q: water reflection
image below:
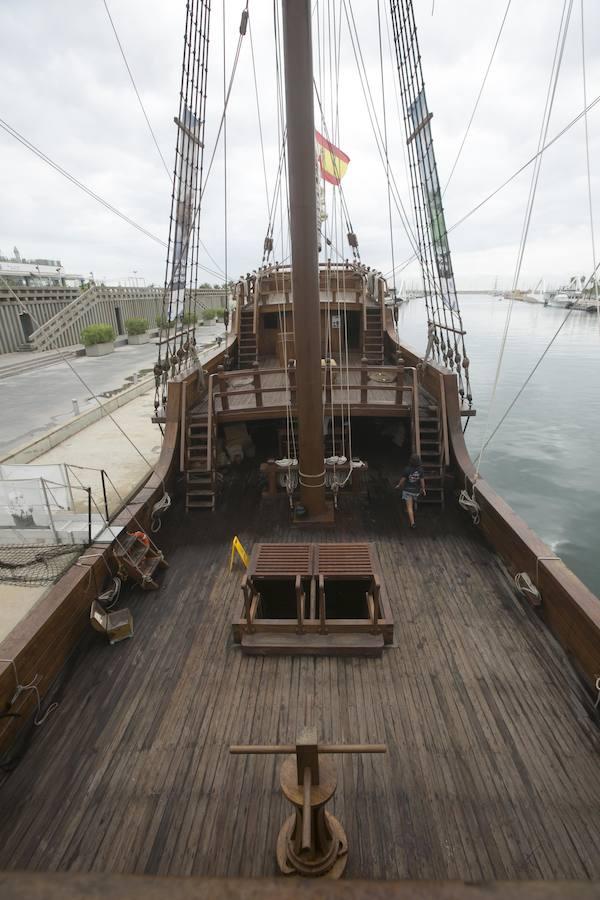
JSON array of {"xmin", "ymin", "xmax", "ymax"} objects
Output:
[{"xmin": 397, "ymin": 294, "xmax": 600, "ymax": 596}]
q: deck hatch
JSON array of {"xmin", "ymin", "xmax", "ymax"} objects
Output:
[{"xmin": 232, "ymin": 541, "xmax": 393, "ymax": 655}]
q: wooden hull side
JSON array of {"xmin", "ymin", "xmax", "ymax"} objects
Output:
[
  {"xmin": 385, "ymin": 315, "xmax": 600, "ymax": 692},
  {"xmin": 0, "ymin": 341, "xmax": 234, "ymax": 754},
  {"xmin": 0, "ymin": 871, "xmax": 598, "ymax": 899}
]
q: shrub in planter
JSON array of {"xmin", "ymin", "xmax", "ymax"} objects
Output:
[
  {"xmin": 81, "ymin": 324, "xmax": 116, "ymax": 357},
  {"xmin": 81, "ymin": 323, "xmax": 115, "ymax": 345},
  {"xmin": 182, "ymin": 311, "xmax": 198, "ymax": 325},
  {"xmin": 156, "ymin": 314, "xmax": 168, "ymax": 329},
  {"xmin": 125, "ymin": 317, "xmax": 148, "ymax": 335},
  {"xmin": 125, "ymin": 317, "xmax": 150, "ymax": 344},
  {"xmin": 202, "ymin": 307, "xmax": 220, "ymax": 323}
]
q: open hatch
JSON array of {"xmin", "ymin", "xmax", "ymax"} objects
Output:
[{"xmin": 232, "ymin": 542, "xmax": 393, "ymax": 656}]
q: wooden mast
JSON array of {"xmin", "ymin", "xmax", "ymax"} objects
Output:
[{"xmin": 281, "ymin": 0, "xmax": 327, "ymax": 520}]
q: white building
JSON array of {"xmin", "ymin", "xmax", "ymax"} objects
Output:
[{"xmin": 0, "ymin": 250, "xmax": 85, "ymax": 288}]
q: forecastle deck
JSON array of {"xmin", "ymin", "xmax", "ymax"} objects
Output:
[{"xmin": 0, "ymin": 469, "xmax": 598, "ymax": 880}]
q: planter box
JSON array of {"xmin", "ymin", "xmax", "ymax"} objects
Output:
[
  {"xmin": 128, "ymin": 333, "xmax": 150, "ymax": 345},
  {"xmin": 85, "ymin": 341, "xmax": 114, "ymax": 357}
]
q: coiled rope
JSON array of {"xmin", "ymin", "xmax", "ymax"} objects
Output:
[
  {"xmin": 0, "ymin": 659, "xmax": 58, "ymax": 727},
  {"xmin": 151, "ymin": 492, "xmax": 172, "ymax": 533}
]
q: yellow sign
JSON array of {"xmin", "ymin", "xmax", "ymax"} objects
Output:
[{"xmin": 229, "ymin": 536, "xmax": 249, "ymax": 572}]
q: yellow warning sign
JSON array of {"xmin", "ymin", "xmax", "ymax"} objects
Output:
[{"xmin": 229, "ymin": 536, "xmax": 249, "ymax": 572}]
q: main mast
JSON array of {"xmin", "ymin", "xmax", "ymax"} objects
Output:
[{"xmin": 281, "ymin": 0, "xmax": 327, "ymax": 520}]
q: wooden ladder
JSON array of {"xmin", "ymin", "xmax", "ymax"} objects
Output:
[
  {"xmin": 185, "ymin": 413, "xmax": 216, "ymax": 511},
  {"xmin": 238, "ymin": 306, "xmax": 257, "ymax": 369},
  {"xmin": 418, "ymin": 405, "xmax": 445, "ymax": 508},
  {"xmin": 363, "ymin": 307, "xmax": 384, "ymax": 365}
]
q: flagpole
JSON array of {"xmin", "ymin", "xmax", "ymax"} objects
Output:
[{"xmin": 281, "ymin": 0, "xmax": 328, "ymax": 521}]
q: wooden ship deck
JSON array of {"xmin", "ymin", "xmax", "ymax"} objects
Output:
[
  {"xmin": 2, "ymin": 1, "xmax": 600, "ymax": 895},
  {"xmin": 0, "ymin": 470, "xmax": 598, "ymax": 881}
]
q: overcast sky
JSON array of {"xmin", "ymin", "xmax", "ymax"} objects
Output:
[{"xmin": 1, "ymin": 0, "xmax": 599, "ymax": 290}]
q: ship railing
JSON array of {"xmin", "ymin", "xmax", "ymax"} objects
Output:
[{"xmin": 210, "ymin": 359, "xmax": 416, "ymax": 416}]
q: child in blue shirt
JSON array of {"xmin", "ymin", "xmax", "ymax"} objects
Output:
[{"xmin": 395, "ymin": 453, "xmax": 426, "ymax": 528}]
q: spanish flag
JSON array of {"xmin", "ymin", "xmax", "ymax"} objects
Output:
[{"xmin": 315, "ymin": 130, "xmax": 350, "ymax": 186}]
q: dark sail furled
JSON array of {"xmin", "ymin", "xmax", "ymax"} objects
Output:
[{"xmin": 389, "ymin": 0, "xmax": 472, "ymax": 405}]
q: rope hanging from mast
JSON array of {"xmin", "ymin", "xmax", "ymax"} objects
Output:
[{"xmin": 389, "ymin": 0, "xmax": 472, "ymax": 406}]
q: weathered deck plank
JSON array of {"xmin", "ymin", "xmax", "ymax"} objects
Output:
[{"xmin": 0, "ymin": 468, "xmax": 598, "ymax": 881}]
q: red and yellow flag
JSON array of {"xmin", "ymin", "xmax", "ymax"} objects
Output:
[{"xmin": 315, "ymin": 130, "xmax": 350, "ymax": 185}]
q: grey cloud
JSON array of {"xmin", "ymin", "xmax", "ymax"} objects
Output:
[{"xmin": 1, "ymin": 0, "xmax": 599, "ymax": 290}]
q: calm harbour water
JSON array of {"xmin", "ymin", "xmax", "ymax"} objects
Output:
[{"xmin": 397, "ymin": 294, "xmax": 600, "ymax": 597}]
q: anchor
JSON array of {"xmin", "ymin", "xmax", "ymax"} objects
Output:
[{"xmin": 230, "ymin": 726, "xmax": 386, "ymax": 878}]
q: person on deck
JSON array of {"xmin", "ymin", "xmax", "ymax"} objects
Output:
[
  {"xmin": 223, "ymin": 305, "xmax": 230, "ymax": 332},
  {"xmin": 395, "ymin": 453, "xmax": 426, "ymax": 528}
]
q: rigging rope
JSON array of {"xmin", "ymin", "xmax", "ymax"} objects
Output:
[
  {"xmin": 580, "ymin": 0, "xmax": 600, "ymax": 327},
  {"xmin": 223, "ymin": 0, "xmax": 229, "ymax": 322},
  {"xmin": 383, "ymin": 91, "xmax": 600, "ymax": 283},
  {"xmin": 473, "ymin": 258, "xmax": 600, "ymax": 467},
  {"xmin": 376, "ymin": 0, "xmax": 397, "ymax": 297},
  {"xmin": 0, "ymin": 117, "xmax": 167, "ymax": 249},
  {"xmin": 101, "ymin": 0, "xmax": 170, "ymax": 179},
  {"xmin": 341, "ymin": 0, "xmax": 421, "ymax": 264},
  {"xmin": 389, "ymin": 0, "xmax": 472, "ymax": 403},
  {"xmin": 249, "ymin": 17, "xmax": 271, "ymax": 221},
  {"xmin": 473, "ymin": 0, "xmax": 574, "ymax": 481},
  {"xmin": 443, "ymin": 0, "xmax": 513, "ymax": 196},
  {"xmin": 158, "ymin": 0, "xmax": 211, "ymax": 398},
  {"xmin": 0, "ymin": 275, "xmax": 163, "ymax": 481}
]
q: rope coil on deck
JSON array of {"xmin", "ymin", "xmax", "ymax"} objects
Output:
[
  {"xmin": 151, "ymin": 492, "xmax": 172, "ymax": 533},
  {"xmin": 514, "ymin": 572, "xmax": 541, "ymax": 606},
  {"xmin": 458, "ymin": 480, "xmax": 481, "ymax": 525},
  {"xmin": 0, "ymin": 658, "xmax": 58, "ymax": 727},
  {"xmin": 513, "ymin": 556, "xmax": 560, "ymax": 607}
]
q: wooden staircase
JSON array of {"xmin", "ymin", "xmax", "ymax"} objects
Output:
[
  {"xmin": 238, "ymin": 306, "xmax": 257, "ymax": 369},
  {"xmin": 418, "ymin": 405, "xmax": 445, "ymax": 508},
  {"xmin": 363, "ymin": 307, "xmax": 384, "ymax": 365},
  {"xmin": 29, "ymin": 284, "xmax": 99, "ymax": 350},
  {"xmin": 185, "ymin": 413, "xmax": 216, "ymax": 510}
]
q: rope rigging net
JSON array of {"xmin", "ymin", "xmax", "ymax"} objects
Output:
[
  {"xmin": 389, "ymin": 0, "xmax": 473, "ymax": 407},
  {"xmin": 155, "ymin": 0, "xmax": 212, "ymax": 414}
]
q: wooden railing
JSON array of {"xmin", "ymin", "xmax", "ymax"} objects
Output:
[
  {"xmin": 179, "ymin": 380, "xmax": 187, "ymax": 473},
  {"xmin": 439, "ymin": 372, "xmax": 450, "ymax": 467},
  {"xmin": 206, "ymin": 373, "xmax": 215, "ymax": 473},
  {"xmin": 211, "ymin": 360, "xmax": 415, "ymax": 416},
  {"xmin": 411, "ymin": 367, "xmax": 421, "ymax": 457}
]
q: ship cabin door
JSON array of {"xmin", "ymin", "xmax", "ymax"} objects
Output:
[{"xmin": 328, "ymin": 310, "xmax": 360, "ymax": 354}]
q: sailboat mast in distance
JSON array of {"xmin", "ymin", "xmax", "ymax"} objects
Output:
[{"xmin": 281, "ymin": 0, "xmax": 327, "ymax": 519}]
